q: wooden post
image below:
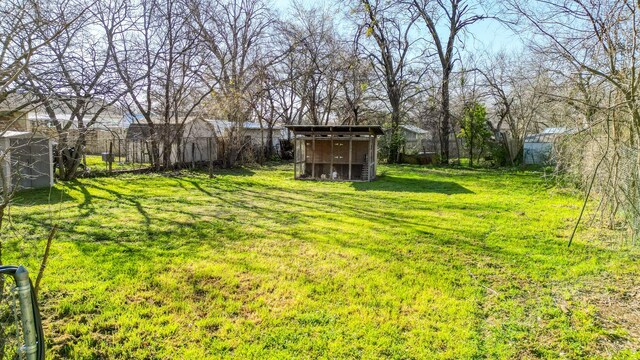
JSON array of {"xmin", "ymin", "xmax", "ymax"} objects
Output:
[
  {"xmin": 108, "ymin": 141, "xmax": 113, "ymax": 173},
  {"xmin": 294, "ymin": 138, "xmax": 298, "ymax": 179},
  {"xmin": 191, "ymin": 142, "xmax": 196, "ymax": 169},
  {"xmin": 368, "ymin": 136, "xmax": 372, "ymax": 182},
  {"xmin": 208, "ymin": 137, "xmax": 214, "ymax": 178},
  {"xmin": 312, "ymin": 135, "xmax": 316, "ymax": 179},
  {"xmin": 330, "ymin": 137, "xmax": 334, "ymax": 180},
  {"xmin": 348, "ymin": 136, "xmax": 352, "ymax": 180},
  {"xmin": 373, "ymin": 136, "xmax": 377, "ymax": 179}
]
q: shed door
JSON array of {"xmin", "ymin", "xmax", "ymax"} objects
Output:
[{"xmin": 10, "ymin": 138, "xmax": 51, "ymax": 189}]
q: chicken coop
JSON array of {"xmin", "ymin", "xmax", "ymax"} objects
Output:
[{"xmin": 286, "ymin": 125, "xmax": 383, "ymax": 182}]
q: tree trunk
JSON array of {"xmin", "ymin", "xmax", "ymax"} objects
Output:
[
  {"xmin": 388, "ymin": 103, "xmax": 401, "ymax": 164},
  {"xmin": 387, "ymin": 86, "xmax": 402, "ymax": 163},
  {"xmin": 266, "ymin": 127, "xmax": 273, "ymax": 159},
  {"xmin": 469, "ymin": 136, "xmax": 474, "ymax": 167},
  {"xmin": 440, "ymin": 70, "xmax": 451, "ymax": 164}
]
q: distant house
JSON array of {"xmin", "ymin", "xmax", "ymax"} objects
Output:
[
  {"xmin": 286, "ymin": 125, "xmax": 383, "ymax": 182},
  {"xmin": 1, "ymin": 95, "xmax": 128, "ymax": 158},
  {"xmin": 0, "ymin": 93, "xmax": 37, "ymax": 133},
  {"xmin": 399, "ymin": 124, "xmax": 431, "ymax": 153},
  {"xmin": 180, "ymin": 119, "xmax": 218, "ymax": 164},
  {"xmin": 523, "ymin": 128, "xmax": 576, "ymax": 165},
  {"xmin": 27, "ymin": 106, "xmax": 127, "ymax": 154},
  {"xmin": 0, "ymin": 131, "xmax": 54, "ymax": 190}
]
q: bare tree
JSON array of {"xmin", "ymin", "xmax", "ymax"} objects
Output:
[
  {"xmin": 109, "ymin": 0, "xmax": 213, "ymax": 170},
  {"xmin": 509, "ymin": 0, "xmax": 640, "ymax": 241},
  {"xmin": 253, "ymin": 66, "xmax": 280, "ymax": 160},
  {"xmin": 269, "ymin": 41, "xmax": 305, "ymax": 132},
  {"xmin": 336, "ymin": 42, "xmax": 374, "ymax": 125},
  {"xmin": 0, "ymin": 0, "xmax": 72, "ymax": 262},
  {"xmin": 21, "ymin": 0, "xmax": 123, "ymax": 180},
  {"xmin": 409, "ymin": 0, "xmax": 488, "ymax": 164},
  {"xmin": 191, "ymin": 0, "xmax": 275, "ymax": 120},
  {"xmin": 351, "ymin": 0, "xmax": 421, "ymax": 163},
  {"xmin": 477, "ymin": 51, "xmax": 554, "ymax": 164},
  {"xmin": 281, "ymin": 3, "xmax": 346, "ymax": 125},
  {"xmin": 0, "ymin": 0, "xmax": 74, "ymax": 354},
  {"xmin": 190, "ymin": 0, "xmax": 276, "ymax": 166}
]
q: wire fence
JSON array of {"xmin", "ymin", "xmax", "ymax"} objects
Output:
[
  {"xmin": 74, "ymin": 133, "xmax": 290, "ymax": 173},
  {"xmin": 553, "ymin": 129, "xmax": 640, "ymax": 241},
  {"xmin": 611, "ymin": 145, "xmax": 640, "ymax": 237},
  {"xmin": 0, "ymin": 275, "xmax": 23, "ymax": 359}
]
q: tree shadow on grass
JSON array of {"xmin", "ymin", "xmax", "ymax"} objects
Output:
[
  {"xmin": 214, "ymin": 167, "xmax": 256, "ymax": 177},
  {"xmin": 352, "ymin": 175, "xmax": 475, "ymax": 194},
  {"xmin": 11, "ymin": 184, "xmax": 77, "ymax": 207}
]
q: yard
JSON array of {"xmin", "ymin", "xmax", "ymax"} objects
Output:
[
  {"xmin": 3, "ymin": 164, "xmax": 640, "ymax": 358},
  {"xmin": 83, "ymin": 154, "xmax": 151, "ymax": 172}
]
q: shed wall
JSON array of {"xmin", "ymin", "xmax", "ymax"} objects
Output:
[{"xmin": 523, "ymin": 142, "xmax": 553, "ymax": 165}]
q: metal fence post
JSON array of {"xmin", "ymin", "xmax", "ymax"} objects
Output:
[{"xmin": 13, "ymin": 266, "xmax": 37, "ymax": 360}]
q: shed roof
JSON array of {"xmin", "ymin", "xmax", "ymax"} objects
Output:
[
  {"xmin": 125, "ymin": 123, "xmax": 181, "ymax": 140},
  {"xmin": 0, "ymin": 130, "xmax": 46, "ymax": 139},
  {"xmin": 400, "ymin": 124, "xmax": 429, "ymax": 134},
  {"xmin": 524, "ymin": 128, "xmax": 578, "ymax": 143},
  {"xmin": 542, "ymin": 127, "xmax": 574, "ymax": 135},
  {"xmin": 286, "ymin": 125, "xmax": 384, "ymax": 136},
  {"xmin": 524, "ymin": 133, "xmax": 557, "ymax": 143},
  {"xmin": 205, "ymin": 119, "xmax": 282, "ymax": 133},
  {"xmin": 28, "ymin": 111, "xmax": 126, "ymax": 129}
]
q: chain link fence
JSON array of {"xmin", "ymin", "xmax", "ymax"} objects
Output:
[
  {"xmin": 0, "ymin": 275, "xmax": 24, "ymax": 359},
  {"xmin": 554, "ymin": 127, "xmax": 640, "ymax": 241}
]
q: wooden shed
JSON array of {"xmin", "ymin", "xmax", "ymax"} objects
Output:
[{"xmin": 286, "ymin": 125, "xmax": 383, "ymax": 182}]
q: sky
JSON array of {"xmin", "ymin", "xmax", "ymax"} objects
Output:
[{"xmin": 271, "ymin": 0, "xmax": 524, "ymax": 56}]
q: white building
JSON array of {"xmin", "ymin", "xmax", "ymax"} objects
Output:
[
  {"xmin": 399, "ymin": 124, "xmax": 431, "ymax": 153},
  {"xmin": 181, "ymin": 119, "xmax": 284, "ymax": 163}
]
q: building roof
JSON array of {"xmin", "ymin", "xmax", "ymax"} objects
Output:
[
  {"xmin": 541, "ymin": 127, "xmax": 575, "ymax": 135},
  {"xmin": 204, "ymin": 119, "xmax": 282, "ymax": 132},
  {"xmin": 286, "ymin": 125, "xmax": 384, "ymax": 136},
  {"xmin": 125, "ymin": 123, "xmax": 181, "ymax": 140},
  {"xmin": 28, "ymin": 111, "xmax": 126, "ymax": 129},
  {"xmin": 0, "ymin": 130, "xmax": 46, "ymax": 139},
  {"xmin": 524, "ymin": 133, "xmax": 557, "ymax": 143},
  {"xmin": 524, "ymin": 127, "xmax": 577, "ymax": 143},
  {"xmin": 400, "ymin": 124, "xmax": 429, "ymax": 134}
]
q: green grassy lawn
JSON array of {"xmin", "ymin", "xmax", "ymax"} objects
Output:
[
  {"xmin": 3, "ymin": 164, "xmax": 640, "ymax": 359},
  {"xmin": 83, "ymin": 154, "xmax": 150, "ymax": 172}
]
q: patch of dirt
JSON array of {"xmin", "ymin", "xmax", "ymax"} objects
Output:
[{"xmin": 576, "ymin": 274, "xmax": 640, "ymax": 355}]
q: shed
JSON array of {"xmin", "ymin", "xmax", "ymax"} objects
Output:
[
  {"xmin": 0, "ymin": 131, "xmax": 54, "ymax": 191},
  {"xmin": 181, "ymin": 119, "xmax": 285, "ymax": 163},
  {"xmin": 399, "ymin": 124, "xmax": 430, "ymax": 153},
  {"xmin": 181, "ymin": 119, "xmax": 217, "ymax": 164},
  {"xmin": 523, "ymin": 127, "xmax": 576, "ymax": 165},
  {"xmin": 286, "ymin": 125, "xmax": 383, "ymax": 182},
  {"xmin": 124, "ymin": 123, "xmax": 182, "ymax": 165},
  {"xmin": 203, "ymin": 119, "xmax": 284, "ymax": 149}
]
